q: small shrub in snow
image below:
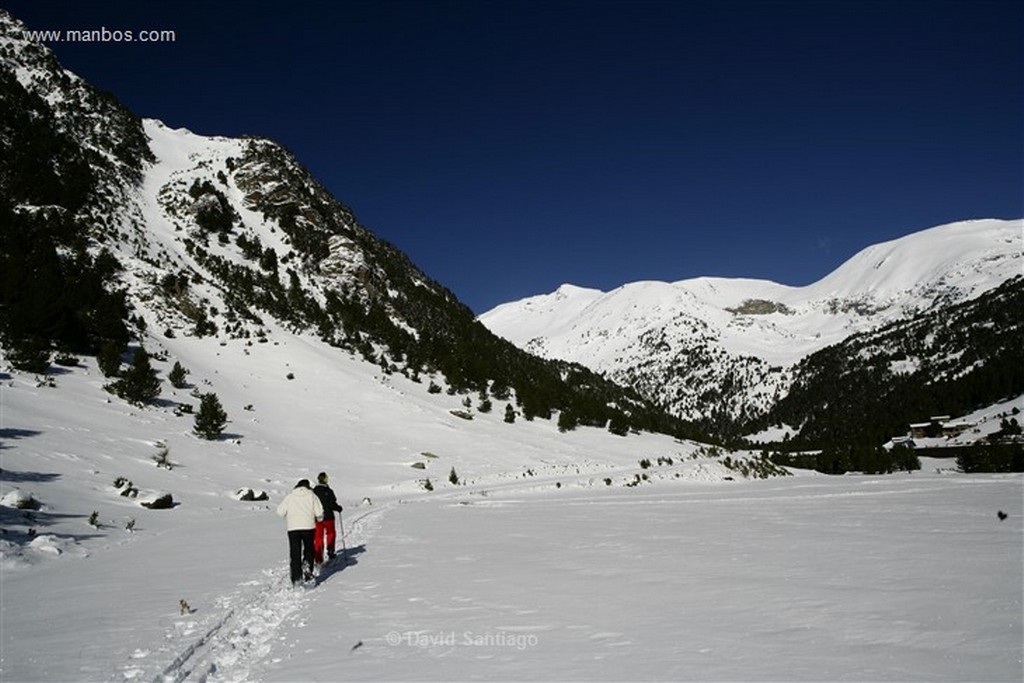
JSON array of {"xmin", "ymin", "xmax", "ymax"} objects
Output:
[
  {"xmin": 114, "ymin": 477, "xmax": 138, "ymax": 497},
  {"xmin": 6, "ymin": 342, "xmax": 50, "ymax": 373},
  {"xmin": 139, "ymin": 492, "xmax": 174, "ymax": 510},
  {"xmin": 448, "ymin": 467, "xmax": 459, "ymax": 485},
  {"xmin": 234, "ymin": 488, "xmax": 268, "ymax": 501},
  {"xmin": 1, "ymin": 488, "xmax": 41, "ymax": 510},
  {"xmin": 410, "ymin": 462, "xmax": 426, "ymax": 470},
  {"xmin": 422, "ymin": 478, "xmax": 434, "ymax": 492},
  {"xmin": 624, "ymin": 473, "xmax": 645, "ymax": 488},
  {"xmin": 87, "ymin": 511, "xmax": 100, "ymax": 527},
  {"xmin": 722, "ymin": 454, "xmax": 793, "ymax": 479},
  {"xmin": 53, "ymin": 352, "xmax": 78, "ymax": 367},
  {"xmin": 152, "ymin": 441, "xmax": 173, "ymax": 469}
]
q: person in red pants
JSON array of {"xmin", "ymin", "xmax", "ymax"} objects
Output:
[{"xmin": 312, "ymin": 471, "xmax": 343, "ymax": 564}]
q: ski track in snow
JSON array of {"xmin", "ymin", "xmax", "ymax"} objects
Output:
[{"xmin": 118, "ymin": 503, "xmax": 389, "ymax": 683}]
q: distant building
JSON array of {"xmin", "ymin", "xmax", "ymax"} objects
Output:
[
  {"xmin": 942, "ymin": 421, "xmax": 971, "ymax": 438},
  {"xmin": 909, "ymin": 422, "xmax": 933, "ymax": 439}
]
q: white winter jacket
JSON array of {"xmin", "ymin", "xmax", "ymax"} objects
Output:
[{"xmin": 276, "ymin": 485, "xmax": 324, "ymax": 530}]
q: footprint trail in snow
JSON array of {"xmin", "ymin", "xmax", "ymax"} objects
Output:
[{"xmin": 118, "ymin": 504, "xmax": 384, "ymax": 682}]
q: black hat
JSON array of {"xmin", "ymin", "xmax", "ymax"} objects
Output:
[{"xmin": 296, "ymin": 479, "xmax": 311, "ymax": 489}]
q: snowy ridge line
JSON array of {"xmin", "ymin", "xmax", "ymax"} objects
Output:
[{"xmin": 478, "ymin": 219, "xmax": 1022, "ymax": 421}]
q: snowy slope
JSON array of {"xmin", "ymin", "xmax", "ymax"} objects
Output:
[
  {"xmin": 2, "ymin": 341, "xmax": 1021, "ymax": 681},
  {"xmin": 480, "ymin": 219, "xmax": 1023, "ymax": 419},
  {"xmin": 0, "ymin": 323, "xmax": 755, "ymax": 681}
]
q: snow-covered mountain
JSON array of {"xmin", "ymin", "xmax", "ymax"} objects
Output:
[
  {"xmin": 0, "ymin": 9, "xmax": 683, "ymax": 441},
  {"xmin": 480, "ymin": 219, "xmax": 1023, "ymax": 429}
]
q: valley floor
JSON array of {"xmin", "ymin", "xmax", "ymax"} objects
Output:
[{"xmin": 5, "ymin": 466, "xmax": 1020, "ymax": 682}]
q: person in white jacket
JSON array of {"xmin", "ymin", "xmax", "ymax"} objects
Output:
[{"xmin": 276, "ymin": 479, "xmax": 324, "ymax": 584}]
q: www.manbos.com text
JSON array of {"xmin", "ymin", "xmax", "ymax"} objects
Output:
[{"xmin": 22, "ymin": 27, "xmax": 177, "ymax": 44}]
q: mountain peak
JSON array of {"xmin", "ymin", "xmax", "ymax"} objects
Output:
[{"xmin": 480, "ymin": 218, "xmax": 1023, "ymax": 426}]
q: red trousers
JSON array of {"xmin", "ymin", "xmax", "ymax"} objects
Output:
[{"xmin": 313, "ymin": 518, "xmax": 336, "ymax": 564}]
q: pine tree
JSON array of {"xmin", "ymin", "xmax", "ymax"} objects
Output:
[
  {"xmin": 108, "ymin": 347, "xmax": 160, "ymax": 405},
  {"xmin": 608, "ymin": 415, "xmax": 629, "ymax": 436},
  {"xmin": 193, "ymin": 392, "xmax": 228, "ymax": 440},
  {"xmin": 97, "ymin": 340, "xmax": 122, "ymax": 377},
  {"xmin": 4, "ymin": 336, "xmax": 50, "ymax": 373},
  {"xmin": 168, "ymin": 361, "xmax": 189, "ymax": 388},
  {"xmin": 504, "ymin": 403, "xmax": 516, "ymax": 424}
]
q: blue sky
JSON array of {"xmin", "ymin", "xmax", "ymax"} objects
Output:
[{"xmin": 7, "ymin": 1, "xmax": 1022, "ymax": 313}]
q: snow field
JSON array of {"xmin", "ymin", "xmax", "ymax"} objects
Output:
[
  {"xmin": 256, "ymin": 474, "xmax": 1022, "ymax": 682},
  {"xmin": 1, "ymin": 321, "xmax": 1021, "ymax": 681}
]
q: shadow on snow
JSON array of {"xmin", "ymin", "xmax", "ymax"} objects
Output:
[
  {"xmin": 0, "ymin": 428, "xmax": 43, "ymax": 449},
  {"xmin": 0, "ymin": 466, "xmax": 59, "ymax": 482},
  {"xmin": 0, "ymin": 505, "xmax": 104, "ymax": 544},
  {"xmin": 315, "ymin": 543, "xmax": 366, "ymax": 586}
]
